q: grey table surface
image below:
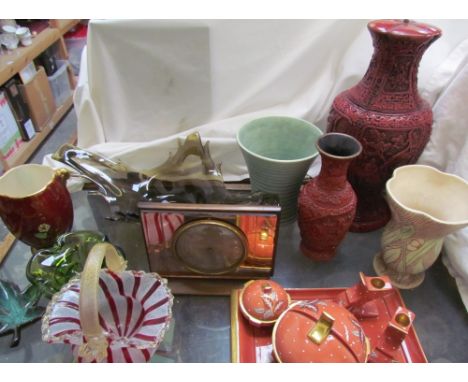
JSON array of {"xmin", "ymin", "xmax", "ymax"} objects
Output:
[{"xmin": 0, "ymin": 190, "xmax": 467, "ymax": 363}]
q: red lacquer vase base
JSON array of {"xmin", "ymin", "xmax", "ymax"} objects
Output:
[
  {"xmin": 349, "ymin": 200, "xmax": 390, "ymax": 233},
  {"xmin": 300, "ymin": 243, "xmax": 336, "ymax": 262}
]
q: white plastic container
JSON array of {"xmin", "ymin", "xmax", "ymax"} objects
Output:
[
  {"xmin": 47, "ymin": 60, "xmax": 72, "ymax": 107},
  {"xmin": 65, "ymin": 37, "xmax": 87, "ymax": 75}
]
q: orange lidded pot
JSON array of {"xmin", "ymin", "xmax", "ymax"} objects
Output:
[
  {"xmin": 239, "ymin": 280, "xmax": 291, "ymax": 327},
  {"xmin": 272, "ymin": 300, "xmax": 369, "ymax": 363}
]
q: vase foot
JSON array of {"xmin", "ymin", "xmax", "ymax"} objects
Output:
[
  {"xmin": 300, "ymin": 243, "xmax": 336, "ymax": 262},
  {"xmin": 373, "ymin": 253, "xmax": 425, "ymax": 289}
]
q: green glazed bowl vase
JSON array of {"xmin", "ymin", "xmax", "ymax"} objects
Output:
[{"xmin": 237, "ymin": 116, "xmax": 323, "ymax": 224}]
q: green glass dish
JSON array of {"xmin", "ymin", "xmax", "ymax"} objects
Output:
[{"xmin": 26, "ymin": 230, "xmax": 122, "ymax": 297}]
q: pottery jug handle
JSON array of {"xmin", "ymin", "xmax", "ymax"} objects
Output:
[{"xmin": 78, "ymin": 243, "xmax": 127, "ymax": 361}]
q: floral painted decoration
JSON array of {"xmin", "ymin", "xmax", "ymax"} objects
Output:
[{"xmin": 240, "ymin": 280, "xmax": 290, "ymax": 327}]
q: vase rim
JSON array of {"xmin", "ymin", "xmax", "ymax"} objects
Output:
[
  {"xmin": 368, "ymin": 19, "xmax": 442, "ymax": 40},
  {"xmin": 386, "ymin": 165, "xmax": 468, "ymax": 226},
  {"xmin": 237, "ymin": 115, "xmax": 323, "ymax": 164},
  {"xmin": 316, "ymin": 133, "xmax": 362, "ymax": 160}
]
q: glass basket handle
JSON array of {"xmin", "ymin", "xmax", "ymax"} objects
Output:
[{"xmin": 78, "ymin": 243, "xmax": 127, "ymax": 361}]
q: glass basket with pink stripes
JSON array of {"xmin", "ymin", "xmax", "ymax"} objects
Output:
[{"xmin": 41, "ymin": 242, "xmax": 173, "ymax": 362}]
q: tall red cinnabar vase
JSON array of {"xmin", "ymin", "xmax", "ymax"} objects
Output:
[
  {"xmin": 298, "ymin": 133, "xmax": 362, "ymax": 261},
  {"xmin": 327, "ymin": 19, "xmax": 442, "ymax": 232}
]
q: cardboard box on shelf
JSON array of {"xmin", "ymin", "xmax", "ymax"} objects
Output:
[
  {"xmin": 3, "ymin": 78, "xmax": 36, "ymax": 141},
  {"xmin": 19, "ymin": 66, "xmax": 56, "ymax": 131},
  {"xmin": 0, "ymin": 91, "xmax": 22, "ymax": 161}
]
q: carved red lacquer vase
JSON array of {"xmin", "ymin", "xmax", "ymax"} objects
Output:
[
  {"xmin": 327, "ymin": 19, "xmax": 442, "ymax": 232},
  {"xmin": 298, "ymin": 133, "xmax": 362, "ymax": 261}
]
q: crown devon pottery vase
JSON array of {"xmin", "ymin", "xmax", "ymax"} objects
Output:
[
  {"xmin": 374, "ymin": 165, "xmax": 468, "ymax": 289},
  {"xmin": 298, "ymin": 133, "xmax": 362, "ymax": 261},
  {"xmin": 327, "ymin": 19, "xmax": 442, "ymax": 233}
]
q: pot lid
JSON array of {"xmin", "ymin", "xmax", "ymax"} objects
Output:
[
  {"xmin": 368, "ymin": 19, "xmax": 442, "ymax": 39},
  {"xmin": 239, "ymin": 280, "xmax": 290, "ymax": 326},
  {"xmin": 272, "ymin": 300, "xmax": 369, "ymax": 363}
]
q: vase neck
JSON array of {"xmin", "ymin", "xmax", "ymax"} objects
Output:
[
  {"xmin": 348, "ymin": 32, "xmax": 437, "ymax": 113},
  {"xmin": 316, "ymin": 154, "xmax": 352, "ymax": 190}
]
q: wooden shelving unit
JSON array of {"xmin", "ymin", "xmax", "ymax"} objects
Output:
[
  {"xmin": 0, "ymin": 233, "xmax": 15, "ymax": 264},
  {"xmin": 0, "ymin": 28, "xmax": 61, "ymax": 85},
  {"xmin": 48, "ymin": 19, "xmax": 80, "ymax": 36}
]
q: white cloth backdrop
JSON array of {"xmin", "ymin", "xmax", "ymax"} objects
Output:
[{"xmin": 45, "ymin": 19, "xmax": 468, "ymax": 309}]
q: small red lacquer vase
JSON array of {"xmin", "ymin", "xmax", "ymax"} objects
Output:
[
  {"xmin": 298, "ymin": 133, "xmax": 362, "ymax": 261},
  {"xmin": 327, "ymin": 19, "xmax": 442, "ymax": 232}
]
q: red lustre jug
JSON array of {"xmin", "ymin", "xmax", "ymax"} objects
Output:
[
  {"xmin": 327, "ymin": 19, "xmax": 442, "ymax": 232},
  {"xmin": 298, "ymin": 133, "xmax": 362, "ymax": 261},
  {"xmin": 0, "ymin": 164, "xmax": 73, "ymax": 249}
]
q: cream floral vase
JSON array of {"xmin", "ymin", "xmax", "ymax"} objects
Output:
[{"xmin": 374, "ymin": 165, "xmax": 468, "ymax": 289}]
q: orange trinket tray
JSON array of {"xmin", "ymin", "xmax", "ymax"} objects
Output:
[{"xmin": 231, "ymin": 286, "xmax": 427, "ymax": 363}]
